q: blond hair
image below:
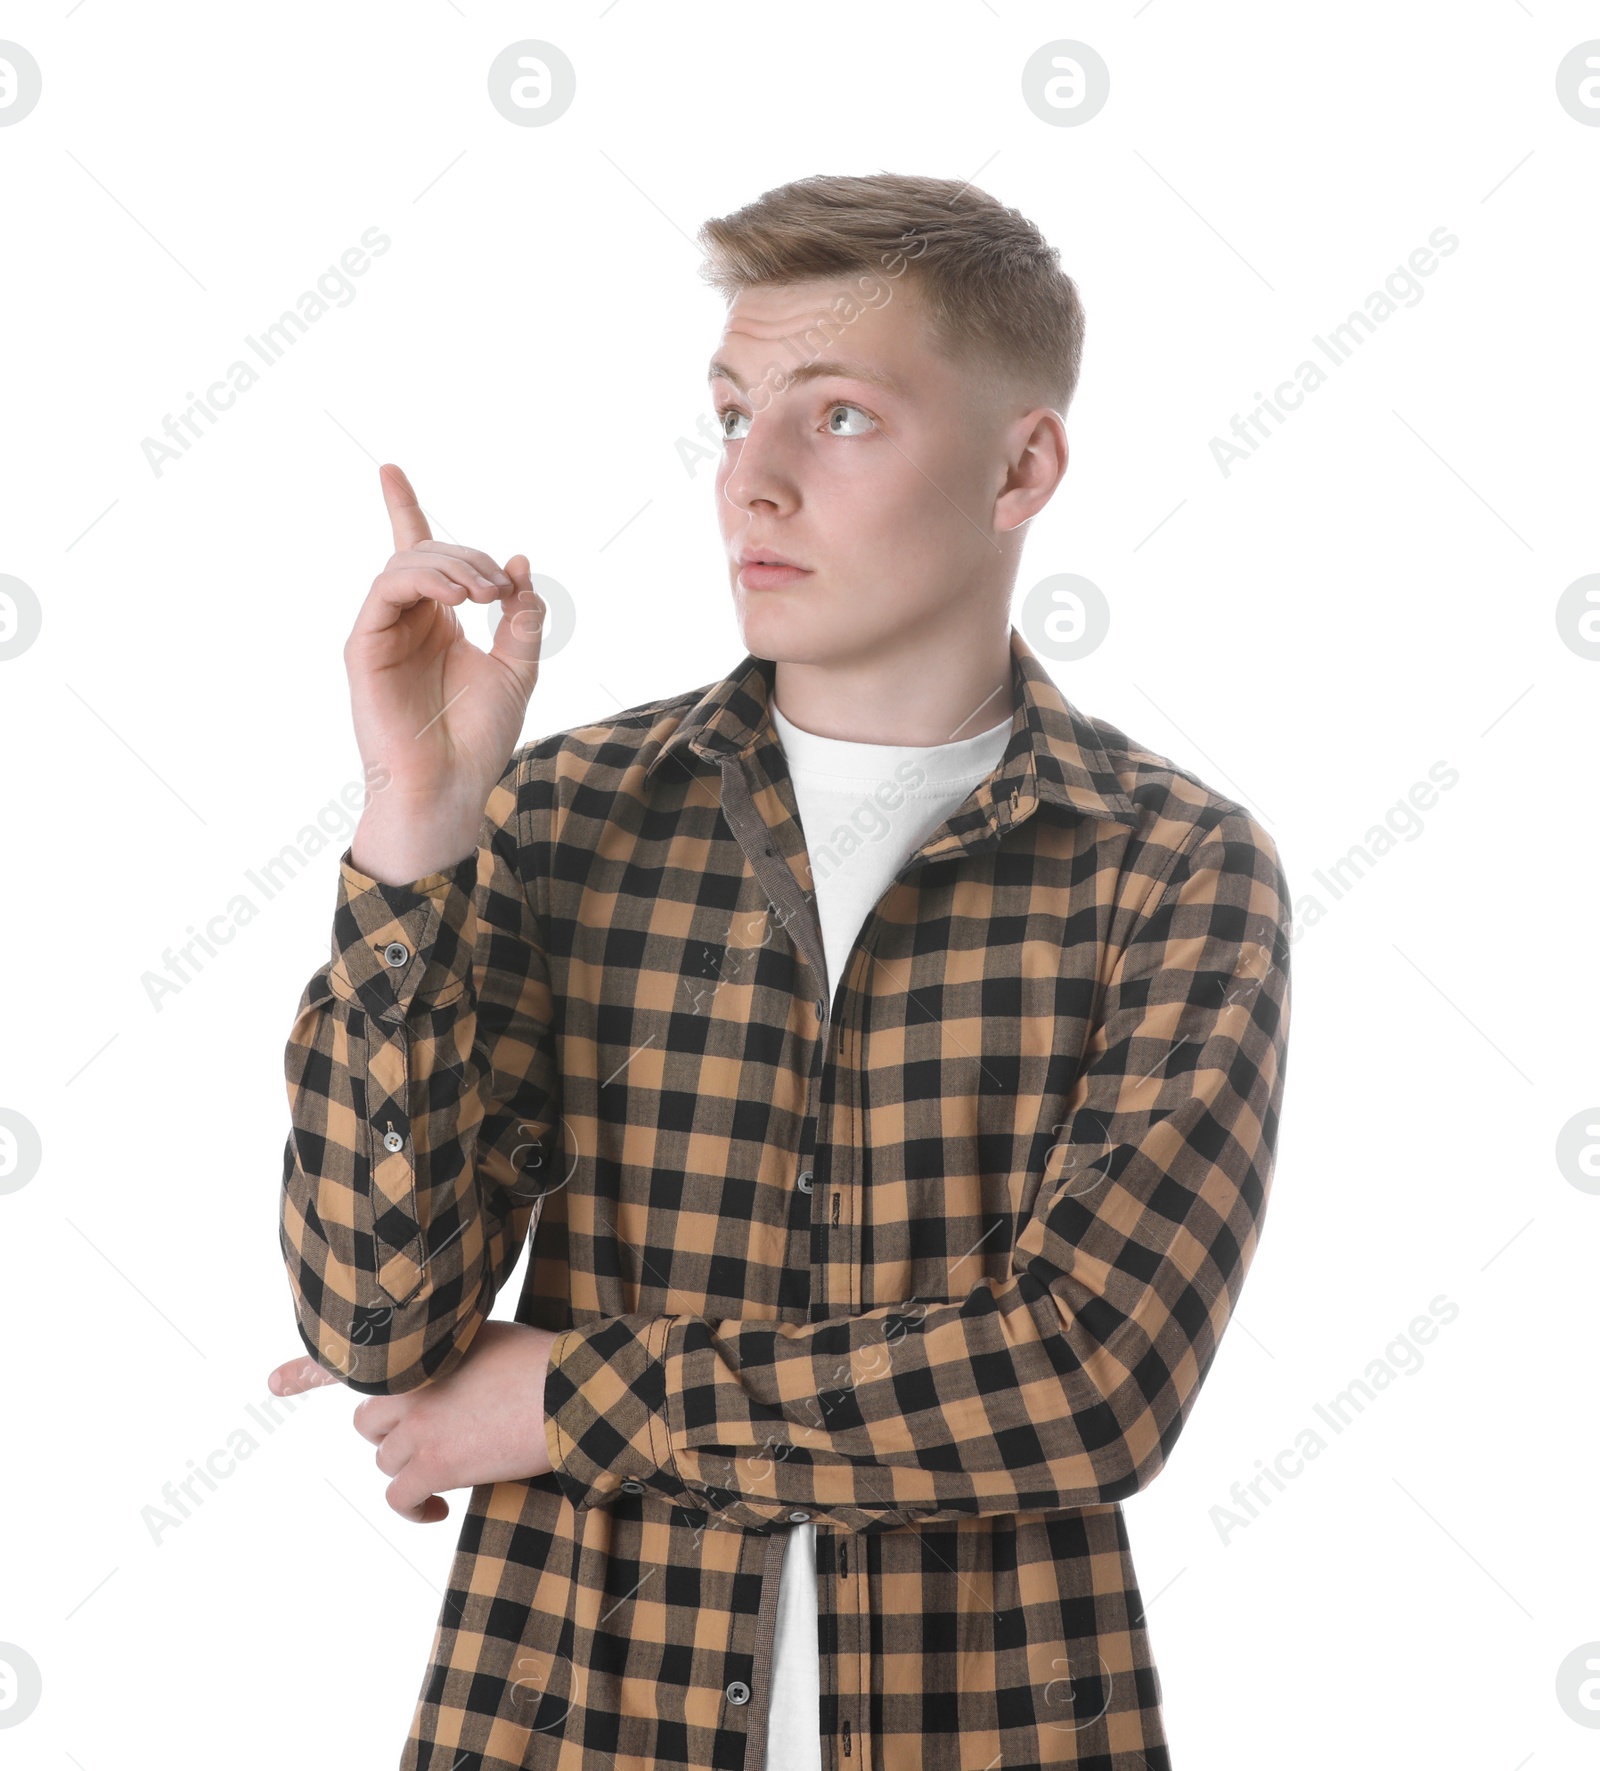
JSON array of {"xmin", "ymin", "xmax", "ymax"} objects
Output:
[{"xmin": 696, "ymin": 171, "xmax": 1085, "ymax": 415}]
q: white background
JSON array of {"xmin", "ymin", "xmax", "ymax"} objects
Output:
[{"xmin": 2, "ymin": 3, "xmax": 1596, "ymax": 1767}]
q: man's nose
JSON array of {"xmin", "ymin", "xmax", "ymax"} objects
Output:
[{"xmin": 721, "ymin": 415, "xmax": 798, "ymax": 513}]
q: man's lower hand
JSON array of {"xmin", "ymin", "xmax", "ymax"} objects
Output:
[{"xmin": 266, "ymin": 1320, "xmax": 559, "ymax": 1523}]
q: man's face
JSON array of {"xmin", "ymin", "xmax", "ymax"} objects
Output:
[{"xmin": 709, "ymin": 276, "xmax": 1054, "ymax": 666}]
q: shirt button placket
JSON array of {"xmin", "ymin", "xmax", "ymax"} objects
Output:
[{"xmin": 839, "ymin": 1529, "xmax": 869, "ymax": 1771}]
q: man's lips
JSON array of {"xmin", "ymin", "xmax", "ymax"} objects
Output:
[{"xmin": 737, "ymin": 551, "xmax": 811, "ymax": 588}]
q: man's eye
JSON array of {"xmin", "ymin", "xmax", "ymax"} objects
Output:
[
  {"xmin": 826, "ymin": 403, "xmax": 874, "ymax": 436},
  {"xmin": 720, "ymin": 408, "xmax": 751, "ymax": 441}
]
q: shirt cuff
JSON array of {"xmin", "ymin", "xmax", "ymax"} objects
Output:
[
  {"xmin": 327, "ymin": 844, "xmax": 480, "ymax": 1025},
  {"xmin": 544, "ymin": 1313, "xmax": 682, "ymax": 1510},
  {"xmin": 541, "ymin": 1315, "xmax": 930, "ymax": 1533}
]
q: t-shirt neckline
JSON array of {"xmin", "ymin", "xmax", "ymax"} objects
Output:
[{"xmin": 769, "ymin": 699, "xmax": 1014, "ymax": 787}]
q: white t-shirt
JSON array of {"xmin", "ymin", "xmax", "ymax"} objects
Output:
[{"xmin": 761, "ymin": 696, "xmax": 1014, "ymax": 1770}]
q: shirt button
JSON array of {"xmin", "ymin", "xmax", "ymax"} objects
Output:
[
  {"xmin": 382, "ymin": 941, "xmax": 410, "ymax": 968},
  {"xmin": 726, "ymin": 1681, "xmax": 750, "ymax": 1705},
  {"xmin": 787, "ymin": 1510, "xmax": 811, "ymax": 1523},
  {"xmin": 620, "ymin": 1479, "xmax": 645, "ymax": 1494},
  {"xmin": 815, "ymin": 997, "xmax": 826, "ymax": 1018},
  {"xmin": 797, "ymin": 1170, "xmax": 813, "ymax": 1194},
  {"xmin": 382, "ymin": 1129, "xmax": 405, "ymax": 1154}
]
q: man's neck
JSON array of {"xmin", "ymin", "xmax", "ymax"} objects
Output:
[{"xmin": 770, "ymin": 623, "xmax": 1016, "ymax": 748}]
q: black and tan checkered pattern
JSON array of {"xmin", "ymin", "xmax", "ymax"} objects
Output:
[{"xmin": 279, "ymin": 626, "xmax": 1292, "ymax": 1771}]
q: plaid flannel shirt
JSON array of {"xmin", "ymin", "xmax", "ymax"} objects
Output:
[{"xmin": 279, "ymin": 626, "xmax": 1292, "ymax": 1771}]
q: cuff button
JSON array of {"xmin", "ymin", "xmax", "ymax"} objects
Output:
[{"xmin": 382, "ymin": 942, "xmax": 410, "ymax": 968}]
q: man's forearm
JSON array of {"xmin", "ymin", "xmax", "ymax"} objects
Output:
[{"xmin": 280, "ymin": 752, "xmax": 562, "ymax": 1391}]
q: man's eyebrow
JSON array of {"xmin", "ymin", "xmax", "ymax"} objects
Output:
[{"xmin": 707, "ymin": 356, "xmax": 907, "ymax": 397}]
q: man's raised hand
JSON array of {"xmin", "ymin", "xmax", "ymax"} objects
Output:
[{"xmin": 345, "ymin": 463, "xmax": 546, "ymax": 883}]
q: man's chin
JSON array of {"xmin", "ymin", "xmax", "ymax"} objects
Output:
[{"xmin": 732, "ymin": 587, "xmax": 842, "ymax": 664}]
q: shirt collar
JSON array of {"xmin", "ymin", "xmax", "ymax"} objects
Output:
[{"xmin": 644, "ymin": 626, "xmax": 1141, "ymax": 829}]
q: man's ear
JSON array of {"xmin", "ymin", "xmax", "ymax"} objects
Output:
[{"xmin": 994, "ymin": 408, "xmax": 1068, "ymax": 533}]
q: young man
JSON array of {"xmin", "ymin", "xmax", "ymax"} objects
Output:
[{"xmin": 271, "ymin": 172, "xmax": 1292, "ymax": 1771}]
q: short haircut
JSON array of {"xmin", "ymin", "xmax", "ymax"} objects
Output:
[{"xmin": 696, "ymin": 171, "xmax": 1086, "ymax": 416}]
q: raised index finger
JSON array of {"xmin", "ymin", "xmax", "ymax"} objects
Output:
[{"xmin": 379, "ymin": 462, "xmax": 432, "ymax": 553}]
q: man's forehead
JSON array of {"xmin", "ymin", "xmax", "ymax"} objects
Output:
[
  {"xmin": 719, "ymin": 276, "xmax": 896, "ymax": 329},
  {"xmin": 708, "ymin": 279, "xmax": 923, "ymax": 391}
]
